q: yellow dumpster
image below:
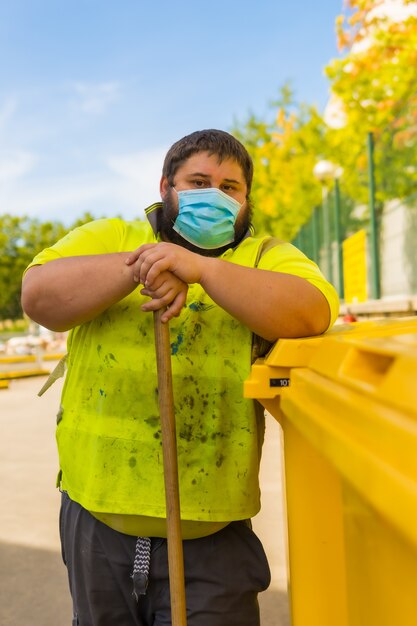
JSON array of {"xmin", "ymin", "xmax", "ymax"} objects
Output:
[{"xmin": 245, "ymin": 317, "xmax": 417, "ymax": 626}]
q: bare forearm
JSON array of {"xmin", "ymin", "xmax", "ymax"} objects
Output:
[
  {"xmin": 126, "ymin": 242, "xmax": 331, "ymax": 339},
  {"xmin": 199, "ymin": 257, "xmax": 330, "ymax": 341},
  {"xmin": 22, "ymin": 254, "xmax": 137, "ymax": 331}
]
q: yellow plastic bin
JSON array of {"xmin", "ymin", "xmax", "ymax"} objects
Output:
[{"xmin": 245, "ymin": 317, "xmax": 417, "ymax": 626}]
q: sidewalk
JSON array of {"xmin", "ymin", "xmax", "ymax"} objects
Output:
[{"xmin": 0, "ymin": 376, "xmax": 289, "ymax": 626}]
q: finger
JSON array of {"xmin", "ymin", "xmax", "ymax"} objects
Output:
[
  {"xmin": 125, "ymin": 253, "xmax": 139, "ymax": 266},
  {"xmin": 142, "ymin": 257, "xmax": 173, "ymax": 286},
  {"xmin": 125, "ymin": 243, "xmax": 158, "ymax": 266},
  {"xmin": 130, "ymin": 247, "xmax": 164, "ymax": 280},
  {"xmin": 140, "ymin": 273, "xmax": 166, "ymax": 293},
  {"xmin": 140, "ymin": 298, "xmax": 167, "ymax": 313},
  {"xmin": 140, "ymin": 286, "xmax": 176, "ymax": 312},
  {"xmin": 132, "ymin": 254, "xmax": 158, "ymax": 283},
  {"xmin": 140, "ymin": 283, "xmax": 169, "ymax": 298},
  {"xmin": 160, "ymin": 289, "xmax": 188, "ymax": 323},
  {"xmin": 137, "ymin": 254, "xmax": 157, "ymax": 285}
]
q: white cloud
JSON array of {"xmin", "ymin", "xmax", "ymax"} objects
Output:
[
  {"xmin": 0, "ymin": 174, "xmax": 130, "ymax": 223},
  {"xmin": 0, "ymin": 151, "xmax": 37, "ymax": 183},
  {"xmin": 71, "ymin": 81, "xmax": 121, "ymax": 115},
  {"xmin": 107, "ymin": 146, "xmax": 167, "ymax": 203},
  {"xmin": 0, "ymin": 147, "xmax": 167, "ymax": 224}
]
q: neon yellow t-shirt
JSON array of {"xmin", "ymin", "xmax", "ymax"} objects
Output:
[{"xmin": 27, "ymin": 213, "xmax": 339, "ymax": 536}]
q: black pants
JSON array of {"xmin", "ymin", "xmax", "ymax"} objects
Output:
[{"xmin": 59, "ymin": 492, "xmax": 271, "ymax": 626}]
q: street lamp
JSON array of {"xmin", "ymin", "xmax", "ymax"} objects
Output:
[
  {"xmin": 313, "ymin": 160, "xmax": 344, "ymax": 292},
  {"xmin": 313, "ymin": 160, "xmax": 343, "ymax": 183}
]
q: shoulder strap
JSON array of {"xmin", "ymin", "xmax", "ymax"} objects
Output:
[{"xmin": 253, "ymin": 236, "xmax": 284, "ymax": 267}]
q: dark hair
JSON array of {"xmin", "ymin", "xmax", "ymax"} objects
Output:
[{"xmin": 162, "ymin": 129, "xmax": 253, "ymax": 195}]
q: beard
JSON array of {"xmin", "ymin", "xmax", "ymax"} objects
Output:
[{"xmin": 158, "ymin": 188, "xmax": 254, "ymax": 258}]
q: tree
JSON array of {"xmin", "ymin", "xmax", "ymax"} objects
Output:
[
  {"xmin": 232, "ymin": 1, "xmax": 417, "ymax": 267},
  {"xmin": 233, "ymin": 86, "xmax": 326, "ymax": 240},
  {"xmin": 325, "ymin": 0, "xmax": 417, "ymax": 206},
  {"xmin": 0, "ymin": 212, "xmax": 99, "ymax": 320}
]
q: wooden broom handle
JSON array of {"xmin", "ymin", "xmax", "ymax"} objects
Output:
[{"xmin": 153, "ymin": 308, "xmax": 187, "ymax": 626}]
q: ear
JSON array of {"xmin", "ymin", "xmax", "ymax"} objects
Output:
[{"xmin": 160, "ymin": 176, "xmax": 170, "ymax": 200}]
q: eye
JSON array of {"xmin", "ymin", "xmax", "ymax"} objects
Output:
[
  {"xmin": 221, "ymin": 183, "xmax": 238, "ymax": 194},
  {"xmin": 193, "ymin": 179, "xmax": 208, "ymax": 188}
]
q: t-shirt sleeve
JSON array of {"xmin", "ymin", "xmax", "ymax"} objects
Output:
[
  {"xmin": 25, "ymin": 218, "xmax": 127, "ymax": 272},
  {"xmin": 257, "ymin": 241, "xmax": 340, "ymax": 329}
]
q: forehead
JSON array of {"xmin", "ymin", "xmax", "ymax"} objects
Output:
[{"xmin": 175, "ymin": 151, "xmax": 245, "ymax": 183}]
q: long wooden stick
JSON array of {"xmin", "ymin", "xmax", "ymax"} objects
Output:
[{"xmin": 153, "ymin": 308, "xmax": 187, "ymax": 626}]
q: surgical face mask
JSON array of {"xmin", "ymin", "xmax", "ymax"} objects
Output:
[{"xmin": 172, "ymin": 187, "xmax": 243, "ymax": 250}]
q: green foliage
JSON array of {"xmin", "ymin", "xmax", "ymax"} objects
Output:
[
  {"xmin": 233, "ymin": 86, "xmax": 326, "ymax": 240},
  {"xmin": 232, "ymin": 1, "xmax": 417, "ymax": 247},
  {"xmin": 0, "ymin": 212, "xmax": 96, "ymax": 320},
  {"xmin": 324, "ymin": 0, "xmax": 417, "ymax": 207}
]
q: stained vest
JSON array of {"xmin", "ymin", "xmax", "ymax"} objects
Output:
[{"xmin": 57, "ymin": 228, "xmax": 272, "ymax": 523}]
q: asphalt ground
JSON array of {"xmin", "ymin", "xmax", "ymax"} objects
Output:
[{"xmin": 0, "ymin": 376, "xmax": 290, "ymax": 626}]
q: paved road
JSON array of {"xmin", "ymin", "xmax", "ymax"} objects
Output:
[{"xmin": 0, "ymin": 376, "xmax": 289, "ymax": 626}]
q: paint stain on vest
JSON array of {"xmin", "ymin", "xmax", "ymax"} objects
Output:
[
  {"xmin": 143, "ymin": 415, "xmax": 162, "ymax": 441},
  {"xmin": 171, "ymin": 332, "xmax": 184, "ymax": 355},
  {"xmin": 223, "ymin": 359, "xmax": 238, "ymax": 373},
  {"xmin": 189, "ymin": 322, "xmax": 202, "ymax": 340},
  {"xmin": 179, "ymin": 423, "xmax": 193, "ymax": 442},
  {"xmin": 211, "ymin": 431, "xmax": 226, "ymax": 440},
  {"xmin": 216, "ymin": 454, "xmax": 225, "ymax": 468},
  {"xmin": 138, "ymin": 325, "xmax": 148, "ymax": 337},
  {"xmin": 183, "ymin": 395, "xmax": 194, "ymax": 409},
  {"xmin": 128, "ymin": 457, "xmax": 136, "ymax": 468},
  {"xmin": 188, "ymin": 301, "xmax": 214, "ymax": 312},
  {"xmin": 144, "ymin": 415, "xmax": 159, "ymax": 428},
  {"xmin": 96, "ymin": 311, "xmax": 111, "ymax": 329},
  {"xmin": 104, "ymin": 352, "xmax": 117, "ymax": 367}
]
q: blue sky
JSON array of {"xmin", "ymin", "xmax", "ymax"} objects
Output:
[{"xmin": 0, "ymin": 0, "xmax": 343, "ymax": 224}]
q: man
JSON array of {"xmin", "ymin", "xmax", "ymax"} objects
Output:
[{"xmin": 22, "ymin": 129, "xmax": 339, "ymax": 626}]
